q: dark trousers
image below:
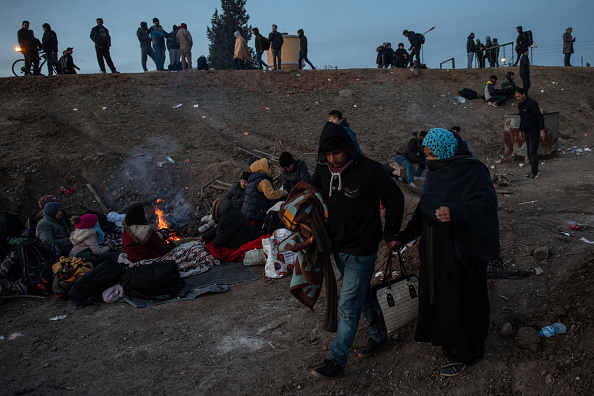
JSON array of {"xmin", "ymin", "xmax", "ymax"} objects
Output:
[
  {"xmin": 232, "ymin": 58, "xmax": 245, "ymax": 70},
  {"xmin": 47, "ymin": 52, "xmax": 64, "ymax": 75},
  {"xmin": 564, "ymin": 53, "xmax": 572, "ymax": 66},
  {"xmin": 298, "ymin": 52, "xmax": 315, "ymax": 69},
  {"xmin": 141, "ymin": 45, "xmax": 156, "ymax": 71},
  {"xmin": 524, "ymin": 132, "xmax": 540, "ymax": 175},
  {"xmin": 409, "ymin": 47, "xmax": 421, "ymax": 66},
  {"xmin": 95, "ymin": 46, "xmax": 116, "ymax": 72},
  {"xmin": 477, "ymin": 53, "xmax": 484, "ymax": 68},
  {"xmin": 23, "ymin": 50, "xmax": 40, "ymax": 75},
  {"xmin": 521, "ymin": 74, "xmax": 530, "ymax": 94},
  {"xmin": 271, "ymin": 48, "xmax": 281, "ymax": 69}
]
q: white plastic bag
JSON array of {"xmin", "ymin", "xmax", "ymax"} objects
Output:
[{"xmin": 262, "ymin": 228, "xmax": 296, "ymax": 278}]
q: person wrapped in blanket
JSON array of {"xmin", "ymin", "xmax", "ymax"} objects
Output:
[
  {"xmin": 202, "ymin": 197, "xmax": 267, "ymax": 262},
  {"xmin": 394, "ymin": 128, "xmax": 500, "ymax": 377},
  {"xmin": 121, "ymin": 204, "xmax": 219, "ymax": 278},
  {"xmin": 69, "ymin": 214, "xmax": 111, "ymax": 258}
]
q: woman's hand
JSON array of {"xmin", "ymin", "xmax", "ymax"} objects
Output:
[{"xmin": 435, "ymin": 206, "xmax": 451, "ymax": 222}]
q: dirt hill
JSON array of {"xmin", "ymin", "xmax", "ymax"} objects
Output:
[{"xmin": 0, "ymin": 67, "xmax": 593, "ymax": 395}]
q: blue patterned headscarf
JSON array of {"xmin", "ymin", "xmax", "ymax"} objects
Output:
[{"xmin": 423, "ymin": 128, "xmax": 459, "ymax": 160}]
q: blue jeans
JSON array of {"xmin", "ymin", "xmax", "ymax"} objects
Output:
[
  {"xmin": 564, "ymin": 53, "xmax": 571, "ymax": 66},
  {"xmin": 395, "ymin": 154, "xmax": 425, "ymax": 184},
  {"xmin": 467, "ymin": 52, "xmax": 474, "ymax": 68},
  {"xmin": 153, "ymin": 42, "xmax": 166, "ymax": 70},
  {"xmin": 256, "ymin": 51, "xmax": 268, "ymax": 69},
  {"xmin": 329, "ymin": 252, "xmax": 384, "ymax": 367}
]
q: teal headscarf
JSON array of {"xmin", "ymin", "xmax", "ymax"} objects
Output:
[{"xmin": 423, "ymin": 128, "xmax": 459, "ymax": 160}]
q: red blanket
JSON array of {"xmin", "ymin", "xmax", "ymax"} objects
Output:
[{"xmin": 206, "ymin": 235, "xmax": 269, "ymax": 262}]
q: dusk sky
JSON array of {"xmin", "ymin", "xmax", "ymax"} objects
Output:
[{"xmin": 1, "ymin": 0, "xmax": 593, "ymax": 77}]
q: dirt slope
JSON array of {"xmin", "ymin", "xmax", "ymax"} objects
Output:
[{"xmin": 0, "ymin": 67, "xmax": 593, "ymax": 395}]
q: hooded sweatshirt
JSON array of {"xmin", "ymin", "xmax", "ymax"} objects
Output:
[
  {"xmin": 137, "ymin": 22, "xmax": 152, "ymax": 47},
  {"xmin": 176, "ymin": 25, "xmax": 193, "ymax": 51},
  {"xmin": 311, "ymin": 122, "xmax": 404, "ymax": 256},
  {"xmin": 234, "ymin": 32, "xmax": 249, "ymax": 61},
  {"xmin": 36, "ymin": 202, "xmax": 71, "ymax": 249}
]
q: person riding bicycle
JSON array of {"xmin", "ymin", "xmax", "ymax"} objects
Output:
[{"xmin": 17, "ymin": 20, "xmax": 42, "ymax": 76}]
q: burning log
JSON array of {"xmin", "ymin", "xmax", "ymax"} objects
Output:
[{"xmin": 153, "ymin": 199, "xmax": 183, "ymax": 242}]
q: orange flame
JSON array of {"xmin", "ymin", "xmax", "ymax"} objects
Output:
[
  {"xmin": 154, "ymin": 199, "xmax": 169, "ymax": 229},
  {"xmin": 15, "ymin": 47, "xmax": 22, "ymax": 52}
]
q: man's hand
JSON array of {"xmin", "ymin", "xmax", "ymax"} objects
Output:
[
  {"xmin": 435, "ymin": 206, "xmax": 451, "ymax": 222},
  {"xmin": 386, "ymin": 239, "xmax": 402, "ymax": 251},
  {"xmin": 540, "ymin": 130, "xmax": 546, "ymax": 141}
]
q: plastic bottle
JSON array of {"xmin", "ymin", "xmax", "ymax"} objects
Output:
[
  {"xmin": 455, "ymin": 96, "xmax": 466, "ymax": 103},
  {"xmin": 538, "ymin": 323, "xmax": 567, "ymax": 338}
]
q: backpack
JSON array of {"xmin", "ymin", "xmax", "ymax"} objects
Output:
[
  {"xmin": 121, "ymin": 260, "xmax": 183, "ymax": 300},
  {"xmin": 59, "ymin": 55, "xmax": 67, "ymax": 70},
  {"xmin": 416, "ymin": 33, "xmax": 425, "ymax": 45},
  {"xmin": 168, "ymin": 61, "xmax": 183, "ymax": 71},
  {"xmin": 458, "ymin": 88, "xmax": 478, "ymax": 100},
  {"xmin": 525, "ymin": 30, "xmax": 534, "ymax": 47},
  {"xmin": 261, "ymin": 36, "xmax": 271, "ymax": 51},
  {"xmin": 9, "ymin": 237, "xmax": 58, "ymax": 294},
  {"xmin": 197, "ymin": 56, "xmax": 209, "ymax": 70},
  {"xmin": 69, "ymin": 258, "xmax": 126, "ymax": 307}
]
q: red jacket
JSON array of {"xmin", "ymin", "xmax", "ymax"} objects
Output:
[{"xmin": 122, "ymin": 225, "xmax": 174, "ymax": 262}]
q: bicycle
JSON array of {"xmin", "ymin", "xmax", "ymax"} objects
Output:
[{"xmin": 12, "ymin": 47, "xmax": 58, "ymax": 77}]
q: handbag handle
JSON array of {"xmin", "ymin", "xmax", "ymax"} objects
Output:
[{"xmin": 383, "ymin": 250, "xmax": 409, "ymax": 282}]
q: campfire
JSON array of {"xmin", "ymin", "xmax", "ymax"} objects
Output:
[{"xmin": 153, "ymin": 199, "xmax": 182, "ymax": 241}]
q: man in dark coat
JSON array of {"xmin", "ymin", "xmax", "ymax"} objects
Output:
[
  {"xmin": 224, "ymin": 171, "xmax": 250, "ymax": 209},
  {"xmin": 563, "ymin": 27, "xmax": 576, "ymax": 66},
  {"xmin": 395, "ymin": 43, "xmax": 409, "ymax": 68},
  {"xmin": 515, "ymin": 88, "xmax": 545, "ymax": 178},
  {"xmin": 60, "ymin": 47, "xmax": 80, "ymax": 74},
  {"xmin": 395, "ymin": 130, "xmax": 427, "ymax": 186},
  {"xmin": 297, "ymin": 29, "xmax": 316, "ymax": 70},
  {"xmin": 513, "ymin": 26, "xmax": 529, "ymax": 66},
  {"xmin": 17, "ymin": 21, "xmax": 41, "ymax": 76},
  {"xmin": 310, "ymin": 122, "xmax": 404, "ymax": 380},
  {"xmin": 201, "ymin": 198, "xmax": 261, "ymax": 250},
  {"xmin": 269, "ymin": 24, "xmax": 284, "ymax": 70},
  {"xmin": 403, "ymin": 29, "xmax": 421, "ymax": 67},
  {"xmin": 149, "ymin": 18, "xmax": 168, "ymax": 71},
  {"xmin": 279, "ymin": 152, "xmax": 311, "ymax": 193},
  {"xmin": 90, "ymin": 18, "xmax": 118, "ymax": 73},
  {"xmin": 466, "ymin": 33, "xmax": 475, "ymax": 68},
  {"xmin": 519, "ymin": 49, "xmax": 530, "ymax": 93},
  {"xmin": 137, "ymin": 22, "xmax": 156, "ymax": 72},
  {"xmin": 167, "ymin": 25, "xmax": 181, "ymax": 67},
  {"xmin": 41, "ymin": 23, "xmax": 63, "ymax": 75},
  {"xmin": 252, "ymin": 27, "xmax": 269, "ymax": 70}
]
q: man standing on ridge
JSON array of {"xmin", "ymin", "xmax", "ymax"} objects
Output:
[
  {"xmin": 252, "ymin": 27, "xmax": 269, "ymax": 70},
  {"xmin": 269, "ymin": 24, "xmax": 284, "ymax": 70},
  {"xmin": 90, "ymin": 18, "xmax": 118, "ymax": 73},
  {"xmin": 563, "ymin": 27, "xmax": 576, "ymax": 67},
  {"xmin": 168, "ymin": 25, "xmax": 181, "ymax": 67},
  {"xmin": 519, "ymin": 49, "xmax": 530, "ymax": 93},
  {"xmin": 403, "ymin": 29, "xmax": 422, "ymax": 67},
  {"xmin": 467, "ymin": 32, "xmax": 475, "ymax": 68},
  {"xmin": 149, "ymin": 18, "xmax": 168, "ymax": 71},
  {"xmin": 176, "ymin": 23, "xmax": 193, "ymax": 71},
  {"xmin": 41, "ymin": 23, "xmax": 63, "ymax": 75},
  {"xmin": 516, "ymin": 88, "xmax": 545, "ymax": 179},
  {"xmin": 137, "ymin": 22, "xmax": 156, "ymax": 72},
  {"xmin": 297, "ymin": 29, "xmax": 316, "ymax": 70},
  {"xmin": 513, "ymin": 26, "xmax": 528, "ymax": 66},
  {"xmin": 17, "ymin": 21, "xmax": 41, "ymax": 76}
]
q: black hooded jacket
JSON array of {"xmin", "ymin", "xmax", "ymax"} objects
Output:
[{"xmin": 311, "ymin": 122, "xmax": 404, "ymax": 256}]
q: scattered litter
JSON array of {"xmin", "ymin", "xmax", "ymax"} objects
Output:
[
  {"xmin": 61, "ymin": 188, "xmax": 73, "ymax": 195},
  {"xmin": 441, "ymin": 95, "xmax": 446, "ymax": 97},
  {"xmin": 540, "ymin": 90, "xmax": 544, "ymax": 93},
  {"xmin": 378, "ymin": 107, "xmax": 383, "ymax": 110},
  {"xmin": 585, "ymin": 134, "xmax": 588, "ymax": 137},
  {"xmin": 313, "ymin": 102, "xmax": 319, "ymax": 106},
  {"xmin": 534, "ymin": 267, "xmax": 544, "ymax": 276},
  {"xmin": 584, "ymin": 148, "xmax": 591, "ymax": 152},
  {"xmin": 157, "ymin": 161, "xmax": 167, "ymax": 168},
  {"xmin": 296, "ymin": 74, "xmax": 300, "ymax": 77},
  {"xmin": 519, "ymin": 163, "xmax": 525, "ymax": 167},
  {"xmin": 265, "ymin": 107, "xmax": 270, "ymax": 111},
  {"xmin": 499, "ymin": 295, "xmax": 509, "ymax": 301},
  {"xmin": 569, "ymin": 222, "xmax": 585, "ymax": 230},
  {"xmin": 561, "ymin": 232, "xmax": 570, "ymax": 237},
  {"xmin": 353, "ymin": 105, "xmax": 358, "ymax": 108},
  {"xmin": 50, "ymin": 315, "xmax": 68, "ymax": 321},
  {"xmin": 172, "ymin": 104, "xmax": 183, "ymax": 109},
  {"xmin": 355, "ymin": 78, "xmax": 360, "ymax": 81},
  {"xmin": 490, "ymin": 165, "xmax": 495, "ymax": 169},
  {"xmin": 193, "ymin": 104, "xmax": 199, "ymax": 108},
  {"xmin": 561, "ymin": 88, "xmax": 564, "ymax": 91},
  {"xmin": 519, "ymin": 200, "xmax": 538, "ymax": 205},
  {"xmin": 73, "ymin": 108, "xmax": 78, "ymax": 111},
  {"xmin": 455, "ymin": 96, "xmax": 466, "ymax": 103},
  {"xmin": 327, "ymin": 78, "xmax": 331, "ymax": 82},
  {"xmin": 410, "ymin": 68, "xmax": 414, "ymax": 71},
  {"xmin": 101, "ymin": 107, "xmax": 107, "ymax": 110},
  {"xmin": 243, "ymin": 132, "xmax": 249, "ymax": 136},
  {"xmin": 580, "ymin": 237, "xmax": 594, "ymax": 244},
  {"xmin": 166, "ymin": 156, "xmax": 175, "ymax": 163},
  {"xmin": 8, "ymin": 333, "xmax": 22, "ymax": 340},
  {"xmin": 201, "ymin": 116, "xmax": 206, "ymax": 119}
]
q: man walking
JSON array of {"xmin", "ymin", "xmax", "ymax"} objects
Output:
[
  {"xmin": 137, "ymin": 22, "xmax": 156, "ymax": 72},
  {"xmin": 168, "ymin": 25, "xmax": 181, "ymax": 67},
  {"xmin": 269, "ymin": 24, "xmax": 284, "ymax": 70},
  {"xmin": 513, "ymin": 26, "xmax": 528, "ymax": 66},
  {"xmin": 519, "ymin": 49, "xmax": 530, "ymax": 93},
  {"xmin": 90, "ymin": 18, "xmax": 118, "ymax": 73},
  {"xmin": 176, "ymin": 23, "xmax": 193, "ymax": 71},
  {"xmin": 466, "ymin": 33, "xmax": 475, "ymax": 68},
  {"xmin": 17, "ymin": 21, "xmax": 41, "ymax": 76},
  {"xmin": 563, "ymin": 27, "xmax": 576, "ymax": 67},
  {"xmin": 252, "ymin": 28, "xmax": 269, "ymax": 70},
  {"xmin": 149, "ymin": 18, "xmax": 168, "ymax": 71},
  {"xmin": 297, "ymin": 29, "xmax": 316, "ymax": 70},
  {"xmin": 233, "ymin": 31, "xmax": 249, "ymax": 70},
  {"xmin": 60, "ymin": 47, "xmax": 80, "ymax": 74},
  {"xmin": 403, "ymin": 29, "xmax": 421, "ymax": 67},
  {"xmin": 516, "ymin": 88, "xmax": 545, "ymax": 179},
  {"xmin": 41, "ymin": 23, "xmax": 63, "ymax": 75},
  {"xmin": 310, "ymin": 122, "xmax": 404, "ymax": 380}
]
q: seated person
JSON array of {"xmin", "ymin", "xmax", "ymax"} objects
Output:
[
  {"xmin": 395, "ymin": 43, "xmax": 409, "ymax": 68},
  {"xmin": 69, "ymin": 214, "xmax": 111, "ymax": 258},
  {"xmin": 203, "ymin": 198, "xmax": 265, "ymax": 262},
  {"xmin": 382, "ymin": 42, "xmax": 395, "ymax": 68},
  {"xmin": 241, "ymin": 159, "xmax": 285, "ymax": 226},
  {"xmin": 224, "ymin": 171, "xmax": 250, "ymax": 209},
  {"xmin": 122, "ymin": 204, "xmax": 218, "ymax": 277},
  {"xmin": 328, "ymin": 110, "xmax": 362, "ymax": 153},
  {"xmin": 36, "ymin": 202, "xmax": 73, "ymax": 256},
  {"xmin": 279, "ymin": 152, "xmax": 311, "ymax": 194},
  {"xmin": 484, "ymin": 75, "xmax": 506, "ymax": 107},
  {"xmin": 501, "ymin": 71, "xmax": 519, "ymax": 99},
  {"xmin": 376, "ymin": 43, "xmax": 387, "ymax": 68},
  {"xmin": 394, "ymin": 130, "xmax": 428, "ymax": 187}
]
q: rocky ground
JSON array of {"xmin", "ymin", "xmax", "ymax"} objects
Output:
[{"xmin": 0, "ymin": 67, "xmax": 593, "ymax": 395}]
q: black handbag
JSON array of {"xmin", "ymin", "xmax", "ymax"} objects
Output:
[{"xmin": 372, "ymin": 251, "xmax": 419, "ymax": 333}]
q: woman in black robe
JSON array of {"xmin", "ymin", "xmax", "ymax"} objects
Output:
[{"xmin": 396, "ymin": 128, "xmax": 500, "ymax": 376}]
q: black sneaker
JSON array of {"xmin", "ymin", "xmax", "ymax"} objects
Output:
[
  {"xmin": 311, "ymin": 359, "xmax": 344, "ymax": 380},
  {"xmin": 357, "ymin": 337, "xmax": 388, "ymax": 358},
  {"xmin": 525, "ymin": 172, "xmax": 539, "ymax": 179}
]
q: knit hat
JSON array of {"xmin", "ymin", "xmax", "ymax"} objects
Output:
[
  {"xmin": 241, "ymin": 171, "xmax": 251, "ymax": 181},
  {"xmin": 279, "ymin": 152, "xmax": 294, "ymax": 167},
  {"xmin": 423, "ymin": 128, "xmax": 459, "ymax": 160},
  {"xmin": 125, "ymin": 204, "xmax": 148, "ymax": 226},
  {"xmin": 180, "ymin": 23, "xmax": 187, "ymax": 29},
  {"xmin": 140, "ymin": 21, "xmax": 148, "ymax": 28},
  {"xmin": 38, "ymin": 195, "xmax": 57, "ymax": 208},
  {"xmin": 75, "ymin": 214, "xmax": 98, "ymax": 229},
  {"xmin": 43, "ymin": 202, "xmax": 62, "ymax": 219}
]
